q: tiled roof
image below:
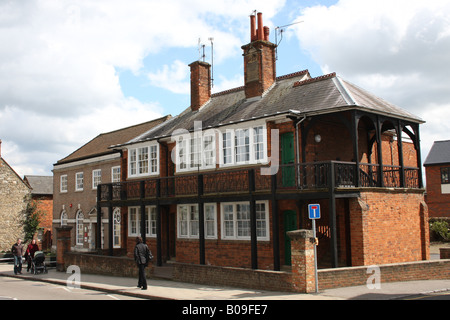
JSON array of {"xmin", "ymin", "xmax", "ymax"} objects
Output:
[
  {"xmin": 56, "ymin": 115, "xmax": 170, "ymax": 165},
  {"xmin": 424, "ymin": 140, "xmax": 450, "ymax": 166},
  {"xmin": 122, "ymin": 71, "xmax": 423, "ymax": 146},
  {"xmin": 24, "ymin": 175, "xmax": 53, "ymax": 195}
]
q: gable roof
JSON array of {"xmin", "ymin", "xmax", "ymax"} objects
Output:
[
  {"xmin": 55, "ymin": 115, "xmax": 170, "ymax": 165},
  {"xmin": 118, "ymin": 71, "xmax": 423, "ymax": 147},
  {"xmin": 424, "ymin": 140, "xmax": 450, "ymax": 166},
  {"xmin": 24, "ymin": 175, "xmax": 53, "ymax": 195},
  {"xmin": 0, "ymin": 157, "xmax": 31, "ymax": 190}
]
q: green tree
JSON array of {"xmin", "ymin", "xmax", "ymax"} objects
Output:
[{"xmin": 23, "ymin": 197, "xmax": 43, "ymax": 243}]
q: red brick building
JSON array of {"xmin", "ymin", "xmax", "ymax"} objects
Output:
[
  {"xmin": 97, "ymin": 13, "xmax": 428, "ymax": 271},
  {"xmin": 52, "ymin": 117, "xmax": 169, "ymax": 253},
  {"xmin": 424, "ymin": 140, "xmax": 450, "ymax": 219},
  {"xmin": 23, "ymin": 175, "xmax": 53, "ymax": 250}
]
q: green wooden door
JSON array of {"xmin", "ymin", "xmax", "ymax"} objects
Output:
[
  {"xmin": 281, "ymin": 132, "xmax": 295, "ymax": 187},
  {"xmin": 283, "ymin": 210, "xmax": 297, "ymax": 265}
]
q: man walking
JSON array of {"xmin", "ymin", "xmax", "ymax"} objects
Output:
[
  {"xmin": 134, "ymin": 237, "xmax": 152, "ymax": 290},
  {"xmin": 11, "ymin": 238, "xmax": 24, "ymax": 275}
]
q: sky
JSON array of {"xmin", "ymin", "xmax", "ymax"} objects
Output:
[{"xmin": 1, "ymin": 0, "xmax": 450, "ymax": 178}]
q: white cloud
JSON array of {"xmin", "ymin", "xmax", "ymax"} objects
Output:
[
  {"xmin": 147, "ymin": 60, "xmax": 190, "ymax": 94},
  {"xmin": 294, "ymin": 0, "xmax": 450, "ymax": 159},
  {"xmin": 0, "ymin": 0, "xmax": 285, "ymax": 175}
]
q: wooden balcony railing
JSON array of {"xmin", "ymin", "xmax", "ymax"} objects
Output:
[{"xmin": 99, "ymin": 161, "xmax": 421, "ymax": 202}]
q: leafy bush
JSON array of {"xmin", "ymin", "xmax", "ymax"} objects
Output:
[{"xmin": 430, "ymin": 220, "xmax": 450, "ymax": 242}]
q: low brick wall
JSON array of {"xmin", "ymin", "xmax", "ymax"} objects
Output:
[
  {"xmin": 441, "ymin": 248, "xmax": 450, "ymax": 259},
  {"xmin": 64, "ymin": 252, "xmax": 153, "ymax": 278},
  {"xmin": 318, "ymin": 260, "xmax": 450, "ymax": 290},
  {"xmin": 173, "ymin": 259, "xmax": 450, "ymax": 293},
  {"xmin": 173, "ymin": 263, "xmax": 294, "ymax": 292}
]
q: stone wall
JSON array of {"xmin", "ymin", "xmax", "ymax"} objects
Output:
[{"xmin": 0, "ymin": 158, "xmax": 30, "ymax": 251}]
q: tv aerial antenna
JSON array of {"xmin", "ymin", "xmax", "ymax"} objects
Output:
[
  {"xmin": 198, "ymin": 37, "xmax": 215, "ymax": 88},
  {"xmin": 275, "ymin": 20, "xmax": 303, "ymax": 60}
]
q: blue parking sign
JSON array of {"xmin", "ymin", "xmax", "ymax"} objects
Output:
[{"xmin": 308, "ymin": 204, "xmax": 321, "ymax": 219}]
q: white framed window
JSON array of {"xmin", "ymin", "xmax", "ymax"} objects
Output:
[
  {"xmin": 219, "ymin": 124, "xmax": 268, "ymax": 167},
  {"xmin": 75, "ymin": 172, "xmax": 84, "ymax": 191},
  {"xmin": 111, "ymin": 166, "xmax": 121, "ymax": 183},
  {"xmin": 129, "ymin": 207, "xmax": 139, "ymax": 236},
  {"xmin": 177, "ymin": 203, "xmax": 217, "ymax": 239},
  {"xmin": 60, "ymin": 210, "xmax": 68, "ymax": 226},
  {"xmin": 220, "ymin": 201, "xmax": 269, "ymax": 241},
  {"xmin": 176, "ymin": 133, "xmax": 216, "ymax": 172},
  {"xmin": 128, "ymin": 206, "xmax": 157, "ymax": 237},
  {"xmin": 76, "ymin": 210, "xmax": 84, "ymax": 245},
  {"xmin": 92, "ymin": 169, "xmax": 101, "ymax": 189},
  {"xmin": 113, "ymin": 208, "xmax": 121, "ymax": 248},
  {"xmin": 60, "ymin": 175, "xmax": 68, "ymax": 193},
  {"xmin": 128, "ymin": 143, "xmax": 159, "ymax": 178}
]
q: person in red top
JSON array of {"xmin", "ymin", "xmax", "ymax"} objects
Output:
[{"xmin": 25, "ymin": 239, "xmax": 39, "ymax": 272}]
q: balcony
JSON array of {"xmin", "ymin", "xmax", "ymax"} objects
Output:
[{"xmin": 98, "ymin": 161, "xmax": 422, "ymax": 203}]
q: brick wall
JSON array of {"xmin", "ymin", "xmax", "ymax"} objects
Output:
[
  {"xmin": 172, "ymin": 252, "xmax": 450, "ymax": 293},
  {"xmin": 425, "ymin": 164, "xmax": 450, "ymax": 218},
  {"xmin": 350, "ymin": 190, "xmax": 429, "ymax": 266},
  {"xmin": 64, "ymin": 251, "xmax": 152, "ymax": 278},
  {"xmin": 52, "ymin": 157, "xmax": 121, "ymax": 250},
  {"xmin": 318, "ymin": 260, "xmax": 450, "ymax": 290}
]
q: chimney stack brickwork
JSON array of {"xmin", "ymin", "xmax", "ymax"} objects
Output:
[
  {"xmin": 189, "ymin": 61, "xmax": 211, "ymax": 111},
  {"xmin": 242, "ymin": 12, "xmax": 277, "ymax": 99}
]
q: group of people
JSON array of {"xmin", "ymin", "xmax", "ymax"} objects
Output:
[
  {"xmin": 11, "ymin": 238, "xmax": 40, "ymax": 275},
  {"xmin": 11, "ymin": 236, "xmax": 152, "ymax": 291}
]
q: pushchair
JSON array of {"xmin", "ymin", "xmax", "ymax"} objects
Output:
[{"xmin": 31, "ymin": 251, "xmax": 47, "ymax": 275}]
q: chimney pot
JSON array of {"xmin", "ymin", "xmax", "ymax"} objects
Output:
[
  {"xmin": 257, "ymin": 12, "xmax": 264, "ymax": 41},
  {"xmin": 250, "ymin": 15, "xmax": 257, "ymax": 41},
  {"xmin": 264, "ymin": 26, "xmax": 270, "ymax": 41}
]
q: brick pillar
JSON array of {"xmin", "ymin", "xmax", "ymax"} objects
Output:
[
  {"xmin": 287, "ymin": 229, "xmax": 317, "ymax": 293},
  {"xmin": 56, "ymin": 226, "xmax": 72, "ymax": 272}
]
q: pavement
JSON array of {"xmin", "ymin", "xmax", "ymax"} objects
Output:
[{"xmin": 1, "ymin": 263, "xmax": 449, "ymax": 300}]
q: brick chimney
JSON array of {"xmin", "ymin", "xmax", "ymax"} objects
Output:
[
  {"xmin": 189, "ymin": 60, "xmax": 211, "ymax": 111},
  {"xmin": 242, "ymin": 12, "xmax": 277, "ymax": 99}
]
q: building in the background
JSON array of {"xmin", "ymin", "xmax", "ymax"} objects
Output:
[
  {"xmin": 424, "ymin": 140, "xmax": 450, "ymax": 219},
  {"xmin": 52, "ymin": 116, "xmax": 170, "ymax": 253},
  {"xmin": 23, "ymin": 175, "xmax": 53, "ymax": 250}
]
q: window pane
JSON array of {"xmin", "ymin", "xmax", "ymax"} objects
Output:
[
  {"xmin": 256, "ymin": 203, "xmax": 267, "ymax": 237},
  {"xmin": 189, "ymin": 205, "xmax": 199, "ymax": 236},
  {"xmin": 222, "ymin": 132, "xmax": 232, "ymax": 164},
  {"xmin": 204, "ymin": 135, "xmax": 215, "ymax": 166},
  {"xmin": 236, "ymin": 204, "xmax": 250, "ymax": 237},
  {"xmin": 253, "ymin": 126, "xmax": 265, "ymax": 161},
  {"xmin": 150, "ymin": 145, "xmax": 158, "ymax": 173},
  {"xmin": 223, "ymin": 204, "xmax": 234, "ymax": 237},
  {"xmin": 442, "ymin": 168, "xmax": 449, "ymax": 184},
  {"xmin": 179, "ymin": 206, "xmax": 188, "ymax": 236},
  {"xmin": 130, "ymin": 150, "xmax": 137, "ymax": 175},
  {"xmin": 138, "ymin": 147, "xmax": 149, "ymax": 174},
  {"xmin": 235, "ymin": 129, "xmax": 250, "ymax": 163}
]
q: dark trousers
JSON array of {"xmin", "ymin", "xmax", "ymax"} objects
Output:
[{"xmin": 138, "ymin": 264, "xmax": 147, "ymax": 289}]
